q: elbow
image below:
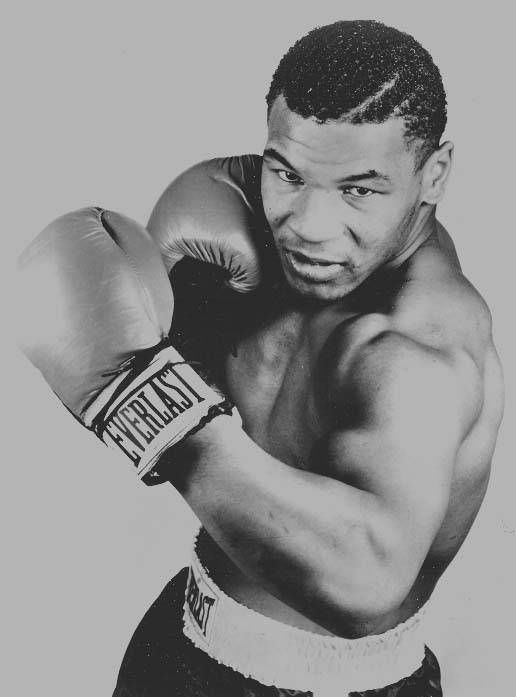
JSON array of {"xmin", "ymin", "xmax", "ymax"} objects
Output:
[
  {"xmin": 351, "ymin": 568, "xmax": 414, "ymax": 621},
  {"xmin": 307, "ymin": 529, "xmax": 417, "ymax": 633},
  {"xmin": 318, "ymin": 565, "xmax": 410, "ymax": 631}
]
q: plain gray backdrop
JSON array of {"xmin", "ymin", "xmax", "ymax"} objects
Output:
[{"xmin": 6, "ymin": 2, "xmax": 515, "ymax": 695}]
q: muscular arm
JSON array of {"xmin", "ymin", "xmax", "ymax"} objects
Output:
[{"xmin": 169, "ymin": 331, "xmax": 481, "ymax": 633}]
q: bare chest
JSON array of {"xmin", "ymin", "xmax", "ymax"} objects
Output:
[{"xmin": 224, "ymin": 307, "xmax": 349, "ymax": 469}]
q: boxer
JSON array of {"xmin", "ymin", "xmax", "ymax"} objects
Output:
[{"xmin": 20, "ymin": 20, "xmax": 504, "ymax": 697}]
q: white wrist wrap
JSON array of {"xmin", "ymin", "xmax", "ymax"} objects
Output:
[{"xmin": 85, "ymin": 346, "xmax": 239, "ymax": 480}]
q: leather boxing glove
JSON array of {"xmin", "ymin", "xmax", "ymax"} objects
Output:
[
  {"xmin": 17, "ymin": 207, "xmax": 237, "ymax": 484},
  {"xmin": 147, "ymin": 155, "xmax": 270, "ymax": 292}
]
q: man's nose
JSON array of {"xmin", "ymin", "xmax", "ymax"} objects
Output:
[{"xmin": 289, "ymin": 189, "xmax": 346, "ymax": 244}]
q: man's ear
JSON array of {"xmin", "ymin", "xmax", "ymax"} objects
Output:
[{"xmin": 421, "ymin": 141, "xmax": 454, "ymax": 204}]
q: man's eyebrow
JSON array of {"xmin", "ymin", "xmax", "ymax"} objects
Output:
[
  {"xmin": 338, "ymin": 170, "xmax": 392, "ymax": 184},
  {"xmin": 263, "ymin": 148, "xmax": 297, "ymax": 171}
]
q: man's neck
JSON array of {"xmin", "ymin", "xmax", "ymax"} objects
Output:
[{"xmin": 386, "ymin": 205, "xmax": 437, "ymax": 270}]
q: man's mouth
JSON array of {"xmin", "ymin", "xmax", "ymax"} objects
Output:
[{"xmin": 283, "ymin": 249, "xmax": 347, "ymax": 281}]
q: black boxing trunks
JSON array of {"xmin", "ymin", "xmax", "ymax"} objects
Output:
[{"xmin": 114, "ymin": 539, "xmax": 442, "ymax": 697}]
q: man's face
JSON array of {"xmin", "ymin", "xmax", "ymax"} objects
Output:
[{"xmin": 262, "ymin": 96, "xmax": 425, "ymax": 301}]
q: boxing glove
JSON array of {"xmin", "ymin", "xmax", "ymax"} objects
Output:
[
  {"xmin": 147, "ymin": 155, "xmax": 271, "ymax": 292},
  {"xmin": 18, "ymin": 207, "xmax": 237, "ymax": 484}
]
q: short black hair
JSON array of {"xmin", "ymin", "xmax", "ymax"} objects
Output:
[{"xmin": 266, "ymin": 20, "xmax": 447, "ymax": 167}]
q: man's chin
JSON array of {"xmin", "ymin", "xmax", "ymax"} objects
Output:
[{"xmin": 283, "ymin": 271, "xmax": 360, "ymax": 302}]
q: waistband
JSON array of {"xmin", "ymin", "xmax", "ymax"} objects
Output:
[{"xmin": 182, "ymin": 536, "xmax": 429, "ymax": 696}]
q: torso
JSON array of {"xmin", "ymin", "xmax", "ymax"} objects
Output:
[{"xmin": 182, "ymin": 225, "xmax": 504, "ymax": 637}]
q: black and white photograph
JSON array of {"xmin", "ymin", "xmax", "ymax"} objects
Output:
[{"xmin": 7, "ymin": 2, "xmax": 515, "ymax": 695}]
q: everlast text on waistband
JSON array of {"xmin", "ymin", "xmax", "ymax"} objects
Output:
[{"xmin": 187, "ymin": 569, "xmax": 216, "ymax": 637}]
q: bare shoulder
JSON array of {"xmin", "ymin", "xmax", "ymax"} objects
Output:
[
  {"xmin": 322, "ymin": 253, "xmax": 495, "ymax": 436},
  {"xmin": 330, "ymin": 325, "xmax": 482, "ymax": 437}
]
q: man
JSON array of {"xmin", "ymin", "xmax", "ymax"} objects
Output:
[{"xmin": 19, "ymin": 20, "xmax": 503, "ymax": 697}]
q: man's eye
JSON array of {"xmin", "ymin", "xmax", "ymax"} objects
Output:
[
  {"xmin": 276, "ymin": 170, "xmax": 303, "ymax": 184},
  {"xmin": 345, "ymin": 186, "xmax": 374, "ymax": 198}
]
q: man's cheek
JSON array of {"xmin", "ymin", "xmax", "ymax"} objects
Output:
[
  {"xmin": 261, "ymin": 190, "xmax": 278, "ymax": 222},
  {"xmin": 262, "ymin": 199, "xmax": 287, "ymax": 234}
]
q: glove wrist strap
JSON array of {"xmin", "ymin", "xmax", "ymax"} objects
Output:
[{"xmin": 86, "ymin": 346, "xmax": 240, "ymax": 483}]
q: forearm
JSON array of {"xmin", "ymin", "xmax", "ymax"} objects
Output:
[{"xmin": 167, "ymin": 416, "xmax": 394, "ymax": 628}]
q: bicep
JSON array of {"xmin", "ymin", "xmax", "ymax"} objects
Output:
[{"xmin": 321, "ymin": 333, "xmax": 479, "ymax": 570}]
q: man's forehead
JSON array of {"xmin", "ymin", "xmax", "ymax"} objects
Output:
[{"xmin": 266, "ymin": 95, "xmax": 411, "ymax": 170}]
